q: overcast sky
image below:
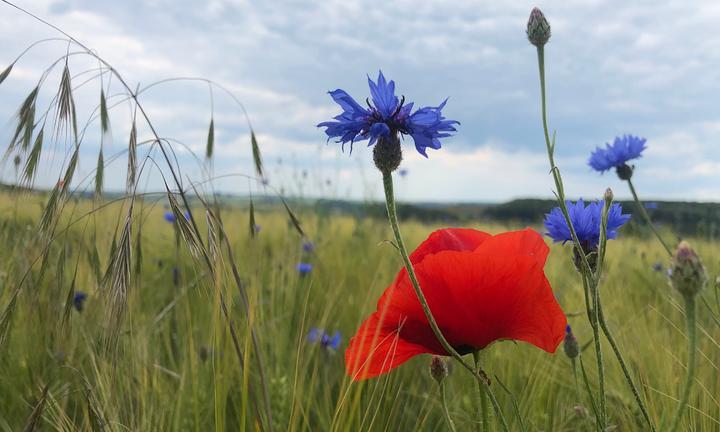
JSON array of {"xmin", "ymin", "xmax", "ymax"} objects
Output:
[{"xmin": 0, "ymin": 0, "xmax": 718, "ymax": 203}]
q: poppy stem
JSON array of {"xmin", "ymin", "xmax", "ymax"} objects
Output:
[
  {"xmin": 626, "ymin": 178, "xmax": 673, "ymax": 256},
  {"xmin": 439, "ymin": 381, "xmax": 458, "ymax": 432},
  {"xmin": 380, "ymin": 170, "xmax": 474, "ymax": 375},
  {"xmin": 668, "ymin": 295, "xmax": 697, "ymax": 432},
  {"xmin": 473, "ymin": 352, "xmax": 491, "ymax": 432}
]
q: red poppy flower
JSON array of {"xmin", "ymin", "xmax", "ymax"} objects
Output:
[{"xmin": 345, "ymin": 228, "xmax": 566, "ymax": 380}]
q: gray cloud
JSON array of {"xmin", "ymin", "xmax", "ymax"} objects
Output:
[{"xmin": 0, "ymin": 0, "xmax": 718, "ymax": 201}]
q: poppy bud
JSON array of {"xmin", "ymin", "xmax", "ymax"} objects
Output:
[
  {"xmin": 615, "ymin": 163, "xmax": 633, "ymax": 180},
  {"xmin": 373, "ymin": 134, "xmax": 402, "ymax": 174},
  {"xmin": 669, "ymin": 241, "xmax": 707, "ymax": 299},
  {"xmin": 429, "ymin": 355, "xmax": 449, "ymax": 385},
  {"xmin": 563, "ymin": 325, "xmax": 579, "ymax": 359},
  {"xmin": 527, "ymin": 7, "xmax": 551, "ymax": 47}
]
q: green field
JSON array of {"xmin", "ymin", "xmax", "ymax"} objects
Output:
[{"xmin": 0, "ymin": 190, "xmax": 717, "ymax": 431}]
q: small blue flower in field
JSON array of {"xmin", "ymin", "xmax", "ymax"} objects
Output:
[
  {"xmin": 73, "ymin": 291, "xmax": 88, "ymax": 312},
  {"xmin": 588, "ymin": 135, "xmax": 646, "ymax": 179},
  {"xmin": 308, "ymin": 328, "xmax": 342, "ymax": 350},
  {"xmin": 302, "ymin": 241, "xmax": 315, "ymax": 253},
  {"xmin": 164, "ymin": 210, "xmax": 191, "ymax": 223},
  {"xmin": 644, "ymin": 202, "xmax": 658, "ymax": 210},
  {"xmin": 297, "ymin": 263, "xmax": 312, "ymax": 275},
  {"xmin": 318, "ymin": 71, "xmax": 459, "ymax": 158},
  {"xmin": 652, "ymin": 262, "xmax": 664, "ymax": 273},
  {"xmin": 544, "ymin": 199, "xmax": 631, "ymax": 250}
]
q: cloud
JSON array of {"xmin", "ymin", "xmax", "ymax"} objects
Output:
[{"xmin": 0, "ymin": 0, "xmax": 718, "ymax": 202}]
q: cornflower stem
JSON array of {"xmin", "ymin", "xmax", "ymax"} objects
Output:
[
  {"xmin": 381, "ymin": 170, "xmax": 473, "ymax": 374},
  {"xmin": 597, "ymin": 300, "xmax": 656, "ymax": 430},
  {"xmin": 439, "ymin": 381, "xmax": 458, "ymax": 432},
  {"xmin": 381, "ymin": 170, "xmax": 508, "ymax": 432},
  {"xmin": 626, "ymin": 178, "xmax": 672, "ymax": 256},
  {"xmin": 582, "ymin": 274, "xmax": 607, "ymax": 429},
  {"xmin": 473, "ymin": 351, "xmax": 491, "ymax": 432},
  {"xmin": 668, "ymin": 295, "xmax": 698, "ymax": 432},
  {"xmin": 536, "ymin": 44, "xmax": 607, "ymax": 429}
]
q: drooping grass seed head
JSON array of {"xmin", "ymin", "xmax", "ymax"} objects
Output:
[
  {"xmin": 670, "ymin": 241, "xmax": 707, "ymax": 299},
  {"xmin": 429, "ymin": 355, "xmax": 449, "ymax": 385},
  {"xmin": 563, "ymin": 324, "xmax": 579, "ymax": 359},
  {"xmin": 527, "ymin": 7, "xmax": 551, "ymax": 47}
]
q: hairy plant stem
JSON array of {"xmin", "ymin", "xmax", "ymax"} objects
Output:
[
  {"xmin": 626, "ymin": 178, "xmax": 672, "ymax": 256},
  {"xmin": 582, "ymin": 274, "xmax": 607, "ymax": 429},
  {"xmin": 439, "ymin": 381, "xmax": 458, "ymax": 432},
  {"xmin": 668, "ymin": 295, "xmax": 697, "ymax": 432},
  {"xmin": 381, "ymin": 170, "xmax": 473, "ymax": 373},
  {"xmin": 381, "ymin": 170, "xmax": 509, "ymax": 432},
  {"xmin": 597, "ymin": 301, "xmax": 656, "ymax": 430},
  {"xmin": 473, "ymin": 352, "xmax": 491, "ymax": 432}
]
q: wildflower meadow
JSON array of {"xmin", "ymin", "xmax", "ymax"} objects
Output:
[{"xmin": 0, "ymin": 3, "xmax": 719, "ymax": 431}]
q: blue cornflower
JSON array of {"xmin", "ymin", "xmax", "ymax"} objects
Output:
[
  {"xmin": 644, "ymin": 202, "xmax": 658, "ymax": 210},
  {"xmin": 297, "ymin": 263, "xmax": 312, "ymax": 275},
  {"xmin": 302, "ymin": 241, "xmax": 315, "ymax": 253},
  {"xmin": 318, "ymin": 71, "xmax": 459, "ymax": 158},
  {"xmin": 588, "ymin": 135, "xmax": 647, "ymax": 178},
  {"xmin": 73, "ymin": 291, "xmax": 88, "ymax": 312},
  {"xmin": 308, "ymin": 328, "xmax": 342, "ymax": 351},
  {"xmin": 544, "ymin": 199, "xmax": 631, "ymax": 250},
  {"xmin": 164, "ymin": 210, "xmax": 191, "ymax": 223},
  {"xmin": 253, "ymin": 224, "xmax": 261, "ymax": 234},
  {"xmin": 652, "ymin": 262, "xmax": 664, "ymax": 273}
]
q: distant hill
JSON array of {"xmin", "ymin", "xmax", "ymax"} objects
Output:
[{"xmin": 1, "ymin": 183, "xmax": 717, "ymax": 237}]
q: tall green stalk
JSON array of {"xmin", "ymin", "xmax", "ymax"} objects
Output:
[
  {"xmin": 439, "ymin": 381, "xmax": 458, "ymax": 432},
  {"xmin": 668, "ymin": 296, "xmax": 697, "ymax": 432},
  {"xmin": 535, "ymin": 44, "xmax": 607, "ymax": 429}
]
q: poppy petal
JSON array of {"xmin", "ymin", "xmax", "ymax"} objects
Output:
[
  {"xmin": 392, "ymin": 250, "xmax": 566, "ymax": 352},
  {"xmin": 474, "ymin": 228, "xmax": 549, "ymax": 265},
  {"xmin": 345, "ymin": 311, "xmax": 435, "ymax": 380},
  {"xmin": 409, "ymin": 228, "xmax": 491, "ymax": 265}
]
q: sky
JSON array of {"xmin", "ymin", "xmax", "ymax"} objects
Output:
[{"xmin": 0, "ymin": 0, "xmax": 718, "ymax": 203}]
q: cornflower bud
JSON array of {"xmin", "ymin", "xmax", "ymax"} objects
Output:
[
  {"xmin": 669, "ymin": 241, "xmax": 707, "ymax": 299},
  {"xmin": 563, "ymin": 324, "xmax": 579, "ymax": 359},
  {"xmin": 429, "ymin": 355, "xmax": 449, "ymax": 385},
  {"xmin": 527, "ymin": 7, "xmax": 551, "ymax": 47}
]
